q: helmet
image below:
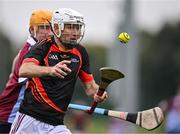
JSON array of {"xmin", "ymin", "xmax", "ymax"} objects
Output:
[
  {"xmin": 29, "ymin": 9, "xmax": 52, "ymax": 39},
  {"xmin": 51, "ymin": 8, "xmax": 85, "ymax": 49},
  {"xmin": 30, "ymin": 9, "xmax": 52, "ymax": 27}
]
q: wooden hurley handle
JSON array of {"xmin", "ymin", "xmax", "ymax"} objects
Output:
[
  {"xmin": 86, "ymin": 89, "xmax": 105, "ymax": 114},
  {"xmin": 86, "ymin": 67, "xmax": 125, "ymax": 114}
]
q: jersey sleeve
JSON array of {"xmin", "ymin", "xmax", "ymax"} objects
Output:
[
  {"xmin": 23, "ymin": 41, "xmax": 49, "ymax": 65},
  {"xmin": 78, "ymin": 46, "xmax": 94, "ymax": 82}
]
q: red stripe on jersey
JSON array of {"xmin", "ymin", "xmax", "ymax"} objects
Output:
[
  {"xmin": 22, "ymin": 58, "xmax": 40, "ymax": 65},
  {"xmin": 44, "ymin": 44, "xmax": 69, "ymax": 66},
  {"xmin": 29, "ymin": 81, "xmax": 45, "ymax": 105},
  {"xmin": 11, "ymin": 113, "xmax": 25, "ymax": 133},
  {"xmin": 32, "ymin": 78, "xmax": 65, "ymax": 113},
  {"xmin": 79, "ymin": 70, "xmax": 94, "ymax": 82},
  {"xmin": 44, "ymin": 44, "xmax": 59, "ymax": 66}
]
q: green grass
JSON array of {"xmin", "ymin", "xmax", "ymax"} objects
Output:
[{"xmin": 65, "ymin": 114, "xmax": 165, "ymax": 133}]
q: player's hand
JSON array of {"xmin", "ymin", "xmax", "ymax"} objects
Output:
[
  {"xmin": 49, "ymin": 60, "xmax": 71, "ymax": 78},
  {"xmin": 93, "ymin": 91, "xmax": 108, "ymax": 103}
]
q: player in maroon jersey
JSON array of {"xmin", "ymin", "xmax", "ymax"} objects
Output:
[
  {"xmin": 10, "ymin": 8, "xmax": 107, "ymax": 134},
  {"xmin": 0, "ymin": 9, "xmax": 52, "ymax": 133}
]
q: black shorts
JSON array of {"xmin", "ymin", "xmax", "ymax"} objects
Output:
[{"xmin": 0, "ymin": 121, "xmax": 12, "ymax": 133}]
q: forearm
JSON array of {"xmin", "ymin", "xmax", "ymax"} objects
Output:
[
  {"xmin": 84, "ymin": 80, "xmax": 99, "ymax": 97},
  {"xmin": 19, "ymin": 62, "xmax": 51, "ymax": 78},
  {"xmin": 84, "ymin": 80, "xmax": 108, "ymax": 103},
  {"xmin": 19, "ymin": 60, "xmax": 71, "ymax": 78}
]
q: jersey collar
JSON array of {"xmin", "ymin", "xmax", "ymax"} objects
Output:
[{"xmin": 26, "ymin": 35, "xmax": 38, "ymax": 46}]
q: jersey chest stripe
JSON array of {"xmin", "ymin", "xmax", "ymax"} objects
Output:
[
  {"xmin": 29, "ymin": 81, "xmax": 46, "ymax": 105},
  {"xmin": 22, "ymin": 58, "xmax": 40, "ymax": 65},
  {"xmin": 32, "ymin": 78, "xmax": 65, "ymax": 113},
  {"xmin": 44, "ymin": 45, "xmax": 59, "ymax": 66}
]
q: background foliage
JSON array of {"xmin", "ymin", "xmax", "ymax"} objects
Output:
[{"xmin": 139, "ymin": 22, "xmax": 180, "ymax": 109}]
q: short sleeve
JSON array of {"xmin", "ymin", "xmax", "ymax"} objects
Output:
[
  {"xmin": 23, "ymin": 41, "xmax": 50, "ymax": 65},
  {"xmin": 78, "ymin": 46, "xmax": 94, "ymax": 82}
]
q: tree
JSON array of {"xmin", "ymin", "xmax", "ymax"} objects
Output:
[{"xmin": 139, "ymin": 22, "xmax": 180, "ymax": 108}]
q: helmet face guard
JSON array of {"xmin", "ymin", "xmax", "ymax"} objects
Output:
[
  {"xmin": 31, "ymin": 24, "xmax": 51, "ymax": 39},
  {"xmin": 51, "ymin": 8, "xmax": 85, "ymax": 49},
  {"xmin": 29, "ymin": 9, "xmax": 53, "ymax": 40}
]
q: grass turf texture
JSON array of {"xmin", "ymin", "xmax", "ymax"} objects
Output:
[{"xmin": 66, "ymin": 115, "xmax": 165, "ymax": 133}]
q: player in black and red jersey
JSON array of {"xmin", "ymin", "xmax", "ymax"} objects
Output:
[
  {"xmin": 0, "ymin": 9, "xmax": 52, "ymax": 133},
  {"xmin": 10, "ymin": 8, "xmax": 107, "ymax": 133}
]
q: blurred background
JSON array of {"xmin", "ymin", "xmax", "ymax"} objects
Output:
[{"xmin": 0, "ymin": 0, "xmax": 180, "ymax": 133}]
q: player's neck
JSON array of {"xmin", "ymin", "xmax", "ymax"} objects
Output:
[{"xmin": 55, "ymin": 37, "xmax": 70, "ymax": 52}]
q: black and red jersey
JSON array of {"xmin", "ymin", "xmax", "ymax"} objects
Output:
[{"xmin": 19, "ymin": 37, "xmax": 94, "ymax": 125}]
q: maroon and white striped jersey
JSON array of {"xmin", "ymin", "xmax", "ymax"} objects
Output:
[{"xmin": 0, "ymin": 36, "xmax": 37, "ymax": 123}]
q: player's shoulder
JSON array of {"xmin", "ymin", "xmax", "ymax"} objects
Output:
[
  {"xmin": 75, "ymin": 44, "xmax": 87, "ymax": 52},
  {"xmin": 18, "ymin": 42, "xmax": 32, "ymax": 55},
  {"xmin": 21, "ymin": 42, "xmax": 31, "ymax": 49},
  {"xmin": 75, "ymin": 44, "xmax": 89, "ymax": 58}
]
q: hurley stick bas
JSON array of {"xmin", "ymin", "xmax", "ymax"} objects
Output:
[
  {"xmin": 85, "ymin": 67, "xmax": 125, "ymax": 114},
  {"xmin": 68, "ymin": 103, "xmax": 164, "ymax": 131}
]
